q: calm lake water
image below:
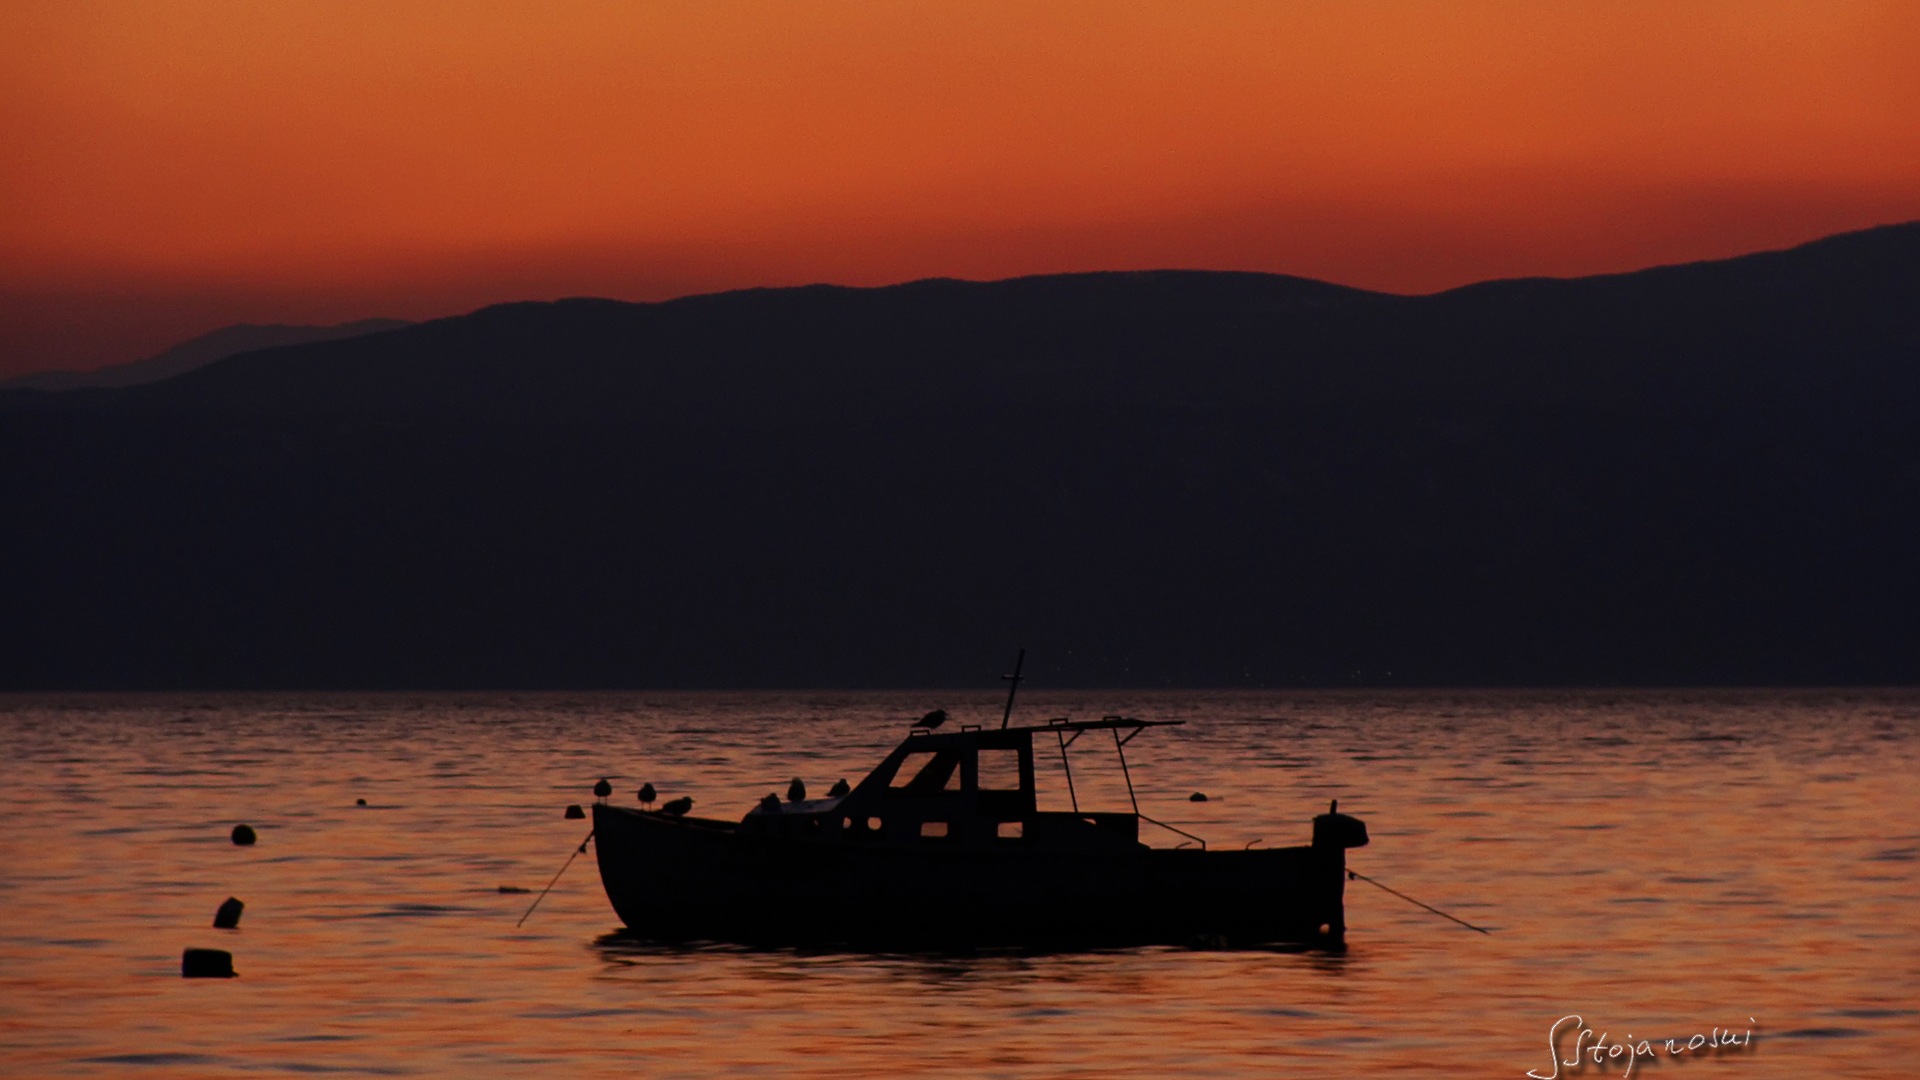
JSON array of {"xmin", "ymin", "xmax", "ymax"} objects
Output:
[{"xmin": 1, "ymin": 689, "xmax": 1915, "ymax": 1078}]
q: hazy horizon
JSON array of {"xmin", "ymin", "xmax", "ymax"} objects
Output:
[{"xmin": 5, "ymin": 2, "xmax": 1916, "ymax": 378}]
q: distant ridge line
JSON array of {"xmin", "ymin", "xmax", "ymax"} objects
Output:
[{"xmin": 2, "ymin": 318, "xmax": 412, "ymax": 392}]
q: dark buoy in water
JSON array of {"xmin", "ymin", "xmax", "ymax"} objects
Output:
[
  {"xmin": 230, "ymin": 824, "xmax": 257, "ymax": 845},
  {"xmin": 1189, "ymin": 792, "xmax": 1209, "ymax": 803},
  {"xmin": 661, "ymin": 796, "xmax": 693, "ymax": 816},
  {"xmin": 355, "ymin": 797, "xmax": 367, "ymax": 806},
  {"xmin": 828, "ymin": 778, "xmax": 851, "ymax": 798},
  {"xmin": 213, "ymin": 897, "xmax": 244, "ymax": 929},
  {"xmin": 564, "ymin": 804, "xmax": 586, "ymax": 820},
  {"xmin": 593, "ymin": 777, "xmax": 613, "ymax": 801},
  {"xmin": 637, "ymin": 782, "xmax": 656, "ymax": 809},
  {"xmin": 787, "ymin": 777, "xmax": 806, "ymax": 803},
  {"xmin": 182, "ymin": 948, "xmax": 235, "ymax": 978}
]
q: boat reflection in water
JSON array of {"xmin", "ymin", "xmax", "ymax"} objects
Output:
[{"xmin": 593, "ymin": 713, "xmax": 1369, "ymax": 950}]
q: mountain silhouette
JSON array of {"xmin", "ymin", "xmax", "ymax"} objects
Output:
[
  {"xmin": 2, "ymin": 224, "xmax": 1916, "ymax": 689},
  {"xmin": 0, "ymin": 318, "xmax": 411, "ymax": 391}
]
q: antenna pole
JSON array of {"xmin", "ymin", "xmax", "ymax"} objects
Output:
[
  {"xmin": 1000, "ymin": 648, "xmax": 1026, "ymax": 729},
  {"xmin": 1112, "ymin": 727, "xmax": 1140, "ymax": 815}
]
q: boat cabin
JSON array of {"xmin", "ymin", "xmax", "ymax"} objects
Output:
[{"xmin": 740, "ymin": 716, "xmax": 1200, "ymax": 852}]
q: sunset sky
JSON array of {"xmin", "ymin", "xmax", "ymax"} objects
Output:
[{"xmin": 3, "ymin": 1, "xmax": 1917, "ymax": 377}]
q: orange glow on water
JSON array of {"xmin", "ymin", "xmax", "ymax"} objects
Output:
[
  {"xmin": 2, "ymin": 2, "xmax": 1918, "ymax": 373},
  {"xmin": 2, "ymin": 690, "xmax": 1916, "ymax": 1076}
]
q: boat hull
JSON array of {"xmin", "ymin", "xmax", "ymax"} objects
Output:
[{"xmin": 592, "ymin": 804, "xmax": 1348, "ymax": 949}]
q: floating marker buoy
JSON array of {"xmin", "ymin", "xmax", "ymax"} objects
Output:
[
  {"xmin": 1189, "ymin": 792, "xmax": 1210, "ymax": 803},
  {"xmin": 356, "ymin": 798, "xmax": 367, "ymax": 806},
  {"xmin": 182, "ymin": 948, "xmax": 235, "ymax": 978},
  {"xmin": 564, "ymin": 804, "xmax": 586, "ymax": 820},
  {"xmin": 230, "ymin": 824, "xmax": 257, "ymax": 845},
  {"xmin": 213, "ymin": 897, "xmax": 244, "ymax": 929}
]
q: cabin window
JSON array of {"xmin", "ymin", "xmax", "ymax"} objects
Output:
[
  {"xmin": 996, "ymin": 821, "xmax": 1024, "ymax": 840},
  {"xmin": 889, "ymin": 750, "xmax": 962, "ymax": 794},
  {"xmin": 919, "ymin": 821, "xmax": 949, "ymax": 839},
  {"xmin": 977, "ymin": 747, "xmax": 1022, "ymax": 791}
]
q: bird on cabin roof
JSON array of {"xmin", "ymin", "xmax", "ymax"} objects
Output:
[
  {"xmin": 914, "ymin": 708, "xmax": 948, "ymax": 731},
  {"xmin": 593, "ymin": 777, "xmax": 612, "ymax": 800},
  {"xmin": 760, "ymin": 792, "xmax": 782, "ymax": 814},
  {"xmin": 637, "ymin": 782, "xmax": 656, "ymax": 809},
  {"xmin": 660, "ymin": 796, "xmax": 693, "ymax": 816},
  {"xmin": 828, "ymin": 778, "xmax": 851, "ymax": 798},
  {"xmin": 787, "ymin": 777, "xmax": 806, "ymax": 803}
]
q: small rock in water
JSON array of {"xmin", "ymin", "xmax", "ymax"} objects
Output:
[
  {"xmin": 230, "ymin": 824, "xmax": 257, "ymax": 845},
  {"xmin": 564, "ymin": 804, "xmax": 586, "ymax": 820},
  {"xmin": 1189, "ymin": 792, "xmax": 1210, "ymax": 803},
  {"xmin": 355, "ymin": 798, "xmax": 367, "ymax": 806},
  {"xmin": 213, "ymin": 897, "xmax": 244, "ymax": 929},
  {"xmin": 182, "ymin": 948, "xmax": 236, "ymax": 978}
]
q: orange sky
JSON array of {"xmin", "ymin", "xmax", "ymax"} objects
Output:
[{"xmin": 3, "ymin": 1, "xmax": 1918, "ymax": 376}]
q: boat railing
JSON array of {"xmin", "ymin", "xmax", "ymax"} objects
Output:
[{"xmin": 1137, "ymin": 813, "xmax": 1207, "ymax": 850}]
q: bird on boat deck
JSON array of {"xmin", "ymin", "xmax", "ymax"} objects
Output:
[
  {"xmin": 828, "ymin": 778, "xmax": 851, "ymax": 798},
  {"xmin": 914, "ymin": 709, "xmax": 948, "ymax": 731},
  {"xmin": 760, "ymin": 792, "xmax": 782, "ymax": 814},
  {"xmin": 593, "ymin": 777, "xmax": 613, "ymax": 802},
  {"xmin": 787, "ymin": 777, "xmax": 806, "ymax": 803},
  {"xmin": 637, "ymin": 782, "xmax": 656, "ymax": 809},
  {"xmin": 660, "ymin": 796, "xmax": 694, "ymax": 816}
]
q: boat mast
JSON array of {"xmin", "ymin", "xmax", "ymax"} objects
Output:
[{"xmin": 999, "ymin": 647, "xmax": 1025, "ymax": 729}]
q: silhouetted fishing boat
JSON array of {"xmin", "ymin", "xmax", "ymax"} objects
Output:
[{"xmin": 592, "ymin": 703, "xmax": 1368, "ymax": 949}]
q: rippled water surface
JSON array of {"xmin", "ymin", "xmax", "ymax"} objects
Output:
[{"xmin": 2, "ymin": 689, "xmax": 1916, "ymax": 1077}]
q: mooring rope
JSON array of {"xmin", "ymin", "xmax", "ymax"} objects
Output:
[
  {"xmin": 517, "ymin": 830, "xmax": 593, "ymax": 928},
  {"xmin": 1349, "ymin": 869, "xmax": 1493, "ymax": 934}
]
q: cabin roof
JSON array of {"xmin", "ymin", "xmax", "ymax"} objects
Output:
[
  {"xmin": 910, "ymin": 716, "xmax": 1184, "ymax": 740},
  {"xmin": 893, "ymin": 715, "xmax": 1183, "ymax": 757},
  {"xmin": 1022, "ymin": 716, "xmax": 1183, "ymax": 734}
]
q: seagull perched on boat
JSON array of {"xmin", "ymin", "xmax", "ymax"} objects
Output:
[
  {"xmin": 787, "ymin": 777, "xmax": 806, "ymax": 803},
  {"xmin": 593, "ymin": 777, "xmax": 613, "ymax": 801},
  {"xmin": 913, "ymin": 709, "xmax": 948, "ymax": 731},
  {"xmin": 760, "ymin": 792, "xmax": 782, "ymax": 814},
  {"xmin": 637, "ymin": 782, "xmax": 656, "ymax": 809},
  {"xmin": 660, "ymin": 796, "xmax": 693, "ymax": 817},
  {"xmin": 828, "ymin": 778, "xmax": 851, "ymax": 798}
]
